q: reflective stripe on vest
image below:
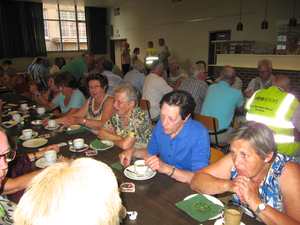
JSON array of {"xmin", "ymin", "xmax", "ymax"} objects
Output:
[
  {"xmin": 246, "ymin": 94, "xmax": 295, "ymax": 129},
  {"xmin": 275, "ymin": 134, "xmax": 294, "ymax": 143}
]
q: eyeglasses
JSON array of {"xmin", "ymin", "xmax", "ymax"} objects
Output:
[
  {"xmin": 258, "ymin": 69, "xmax": 270, "ymax": 74},
  {"xmin": 112, "ymin": 99, "xmax": 129, "ymax": 105},
  {"xmin": 88, "ymin": 85, "xmax": 101, "ymax": 90},
  {"xmin": 0, "ymin": 150, "xmax": 16, "ymax": 163}
]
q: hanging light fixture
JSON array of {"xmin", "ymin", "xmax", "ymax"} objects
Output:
[
  {"xmin": 261, "ymin": 0, "xmax": 268, "ymax": 29},
  {"xmin": 289, "ymin": 0, "xmax": 297, "ymax": 27},
  {"xmin": 237, "ymin": 0, "xmax": 243, "ymax": 31}
]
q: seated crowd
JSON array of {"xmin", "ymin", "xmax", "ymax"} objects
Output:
[{"xmin": 0, "ymin": 46, "xmax": 299, "ymax": 225}]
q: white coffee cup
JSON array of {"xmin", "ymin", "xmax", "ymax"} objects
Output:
[
  {"xmin": 12, "ymin": 113, "xmax": 21, "ymax": 122},
  {"xmin": 48, "ymin": 120, "xmax": 57, "ymax": 128},
  {"xmin": 134, "ymin": 160, "xmax": 149, "ymax": 175},
  {"xmin": 22, "ymin": 129, "xmax": 33, "ymax": 139},
  {"xmin": 44, "ymin": 150, "xmax": 57, "ymax": 164},
  {"xmin": 21, "ymin": 103, "xmax": 28, "ymax": 110},
  {"xmin": 73, "ymin": 138, "xmax": 84, "ymax": 149},
  {"xmin": 37, "ymin": 107, "xmax": 45, "ymax": 115}
]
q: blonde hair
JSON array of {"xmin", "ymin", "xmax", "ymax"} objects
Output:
[{"xmin": 15, "ymin": 158, "xmax": 121, "ymax": 225}]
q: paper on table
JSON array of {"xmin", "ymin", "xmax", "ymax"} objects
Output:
[
  {"xmin": 175, "ymin": 193, "xmax": 222, "ymax": 222},
  {"xmin": 38, "ymin": 142, "xmax": 67, "ymax": 151},
  {"xmin": 111, "ymin": 157, "xmax": 137, "ymax": 170}
]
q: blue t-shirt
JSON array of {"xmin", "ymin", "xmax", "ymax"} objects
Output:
[
  {"xmin": 147, "ymin": 118, "xmax": 210, "ymax": 172},
  {"xmin": 52, "ymin": 89, "xmax": 86, "ymax": 113},
  {"xmin": 201, "ymin": 81, "xmax": 244, "ymax": 130}
]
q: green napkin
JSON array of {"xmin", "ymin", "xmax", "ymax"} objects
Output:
[
  {"xmin": 1, "ymin": 109, "xmax": 8, "ymax": 115},
  {"xmin": 90, "ymin": 139, "xmax": 110, "ymax": 149},
  {"xmin": 13, "ymin": 136, "xmax": 20, "ymax": 145},
  {"xmin": 175, "ymin": 193, "xmax": 222, "ymax": 222},
  {"xmin": 111, "ymin": 157, "xmax": 137, "ymax": 170},
  {"xmin": 35, "ymin": 113, "xmax": 53, "ymax": 119},
  {"xmin": 66, "ymin": 127, "xmax": 86, "ymax": 135}
]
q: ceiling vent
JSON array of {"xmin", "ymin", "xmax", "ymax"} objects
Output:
[{"xmin": 114, "ymin": 8, "xmax": 120, "ymax": 16}]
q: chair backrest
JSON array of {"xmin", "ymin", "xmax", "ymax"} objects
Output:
[
  {"xmin": 139, "ymin": 99, "xmax": 151, "ymax": 118},
  {"xmin": 22, "ymin": 92, "xmax": 32, "ymax": 99},
  {"xmin": 209, "ymin": 147, "xmax": 225, "ymax": 164},
  {"xmin": 193, "ymin": 112, "xmax": 219, "ymax": 132}
]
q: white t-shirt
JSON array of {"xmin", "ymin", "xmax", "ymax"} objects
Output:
[{"xmin": 142, "ymin": 73, "xmax": 172, "ymax": 119}]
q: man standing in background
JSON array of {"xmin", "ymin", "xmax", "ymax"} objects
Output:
[
  {"xmin": 158, "ymin": 38, "xmax": 171, "ymax": 71},
  {"xmin": 121, "ymin": 43, "xmax": 131, "ymax": 76}
]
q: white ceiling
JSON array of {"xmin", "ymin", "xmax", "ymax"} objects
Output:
[{"xmin": 13, "ymin": 0, "xmax": 133, "ymax": 8}]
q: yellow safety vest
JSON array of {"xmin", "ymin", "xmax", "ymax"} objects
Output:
[
  {"xmin": 145, "ymin": 48, "xmax": 159, "ymax": 67},
  {"xmin": 245, "ymin": 86, "xmax": 300, "ymax": 155}
]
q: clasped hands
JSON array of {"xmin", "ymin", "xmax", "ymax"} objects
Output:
[{"xmin": 231, "ymin": 175, "xmax": 262, "ymax": 209}]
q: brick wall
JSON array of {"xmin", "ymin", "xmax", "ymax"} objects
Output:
[{"xmin": 211, "ymin": 66, "xmax": 300, "ymax": 100}]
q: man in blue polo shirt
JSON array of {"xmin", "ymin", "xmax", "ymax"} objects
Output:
[
  {"xmin": 201, "ymin": 65, "xmax": 244, "ymax": 144},
  {"xmin": 119, "ymin": 90, "xmax": 210, "ymax": 184}
]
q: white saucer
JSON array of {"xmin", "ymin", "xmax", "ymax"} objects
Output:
[
  {"xmin": 214, "ymin": 218, "xmax": 245, "ymax": 225},
  {"xmin": 69, "ymin": 144, "xmax": 89, "ymax": 152},
  {"xmin": 31, "ymin": 120, "xmax": 42, "ymax": 125},
  {"xmin": 124, "ymin": 165, "xmax": 156, "ymax": 181},
  {"xmin": 35, "ymin": 157, "xmax": 55, "ymax": 168},
  {"xmin": 19, "ymin": 131, "xmax": 38, "ymax": 141},
  {"xmin": 2, "ymin": 121, "xmax": 18, "ymax": 128},
  {"xmin": 89, "ymin": 140, "xmax": 114, "ymax": 151},
  {"xmin": 45, "ymin": 124, "xmax": 60, "ymax": 130}
]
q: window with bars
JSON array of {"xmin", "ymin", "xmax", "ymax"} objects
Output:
[{"xmin": 43, "ymin": 3, "xmax": 87, "ymax": 51}]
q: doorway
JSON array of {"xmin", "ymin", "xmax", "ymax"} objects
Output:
[
  {"xmin": 110, "ymin": 39, "xmax": 127, "ymax": 74},
  {"xmin": 208, "ymin": 30, "xmax": 231, "ymax": 75}
]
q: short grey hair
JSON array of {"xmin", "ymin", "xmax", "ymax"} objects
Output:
[
  {"xmin": 228, "ymin": 121, "xmax": 277, "ymax": 162},
  {"xmin": 81, "ymin": 51, "xmax": 95, "ymax": 57},
  {"xmin": 258, "ymin": 59, "xmax": 272, "ymax": 69},
  {"xmin": 190, "ymin": 63, "xmax": 205, "ymax": 77},
  {"xmin": 150, "ymin": 59, "xmax": 163, "ymax": 71},
  {"xmin": 220, "ymin": 65, "xmax": 236, "ymax": 81},
  {"xmin": 113, "ymin": 82, "xmax": 141, "ymax": 107},
  {"xmin": 133, "ymin": 60, "xmax": 144, "ymax": 71}
]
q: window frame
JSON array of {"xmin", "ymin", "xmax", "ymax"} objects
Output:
[{"xmin": 43, "ymin": 4, "xmax": 87, "ymax": 52}]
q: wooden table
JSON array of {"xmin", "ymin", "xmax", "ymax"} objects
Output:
[{"xmin": 1, "ymin": 94, "xmax": 263, "ymax": 225}]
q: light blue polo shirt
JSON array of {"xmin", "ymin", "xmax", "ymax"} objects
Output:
[{"xmin": 52, "ymin": 89, "xmax": 86, "ymax": 113}]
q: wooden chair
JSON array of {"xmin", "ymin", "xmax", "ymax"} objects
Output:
[
  {"xmin": 22, "ymin": 92, "xmax": 32, "ymax": 99},
  {"xmin": 139, "ymin": 99, "xmax": 151, "ymax": 118},
  {"xmin": 194, "ymin": 112, "xmax": 230, "ymax": 154},
  {"xmin": 210, "ymin": 147, "xmax": 225, "ymax": 164}
]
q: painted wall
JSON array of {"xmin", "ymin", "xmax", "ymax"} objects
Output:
[{"xmin": 107, "ymin": 0, "xmax": 300, "ymax": 72}]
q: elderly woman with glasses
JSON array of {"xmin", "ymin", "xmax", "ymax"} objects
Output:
[
  {"xmin": 190, "ymin": 121, "xmax": 300, "ymax": 225},
  {"xmin": 0, "ymin": 126, "xmax": 61, "ymax": 224},
  {"xmin": 44, "ymin": 74, "xmax": 115, "ymax": 134},
  {"xmin": 98, "ymin": 82, "xmax": 152, "ymax": 150},
  {"xmin": 38, "ymin": 72, "xmax": 86, "ymax": 118}
]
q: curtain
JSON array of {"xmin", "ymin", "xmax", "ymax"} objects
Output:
[
  {"xmin": 0, "ymin": 1, "xmax": 46, "ymax": 58},
  {"xmin": 85, "ymin": 7, "xmax": 107, "ymax": 54}
]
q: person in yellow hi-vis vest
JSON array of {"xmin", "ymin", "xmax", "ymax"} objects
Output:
[
  {"xmin": 144, "ymin": 41, "xmax": 159, "ymax": 69},
  {"xmin": 245, "ymin": 75, "xmax": 300, "ymax": 159}
]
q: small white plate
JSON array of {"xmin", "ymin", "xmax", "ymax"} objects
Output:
[
  {"xmin": 90, "ymin": 140, "xmax": 114, "ymax": 151},
  {"xmin": 45, "ymin": 124, "xmax": 60, "ymax": 130},
  {"xmin": 183, "ymin": 194, "xmax": 224, "ymax": 220},
  {"xmin": 2, "ymin": 121, "xmax": 18, "ymax": 128},
  {"xmin": 8, "ymin": 111, "xmax": 19, "ymax": 115},
  {"xmin": 214, "ymin": 218, "xmax": 245, "ymax": 225},
  {"xmin": 63, "ymin": 124, "xmax": 81, "ymax": 131},
  {"xmin": 35, "ymin": 157, "xmax": 55, "ymax": 169},
  {"xmin": 69, "ymin": 144, "xmax": 89, "ymax": 152},
  {"xmin": 9, "ymin": 118, "xmax": 24, "ymax": 123},
  {"xmin": 124, "ymin": 165, "xmax": 156, "ymax": 181},
  {"xmin": 22, "ymin": 138, "xmax": 48, "ymax": 148},
  {"xmin": 19, "ymin": 131, "xmax": 38, "ymax": 141},
  {"xmin": 31, "ymin": 120, "xmax": 42, "ymax": 125}
]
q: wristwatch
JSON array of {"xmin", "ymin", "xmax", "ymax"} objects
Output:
[{"xmin": 254, "ymin": 202, "xmax": 266, "ymax": 216}]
